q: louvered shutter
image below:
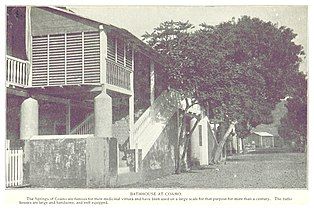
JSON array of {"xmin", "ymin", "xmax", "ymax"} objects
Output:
[
  {"xmin": 31, "ymin": 31, "xmax": 100, "ymax": 87},
  {"xmin": 49, "ymin": 34, "xmax": 66, "ymax": 85},
  {"xmin": 66, "ymin": 33, "xmax": 83, "ymax": 84},
  {"xmin": 32, "ymin": 36, "xmax": 48, "ymax": 86},
  {"xmin": 83, "ymin": 32, "xmax": 100, "ymax": 84}
]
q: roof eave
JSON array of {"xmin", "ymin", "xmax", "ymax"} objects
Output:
[{"xmin": 39, "ymin": 6, "xmax": 165, "ymax": 65}]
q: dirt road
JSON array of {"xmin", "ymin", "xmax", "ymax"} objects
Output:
[{"xmin": 125, "ymin": 152, "xmax": 307, "ymax": 188}]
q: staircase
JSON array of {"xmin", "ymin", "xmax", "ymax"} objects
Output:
[
  {"xmin": 133, "ymin": 89, "xmax": 182, "ymax": 159},
  {"xmin": 68, "ymin": 89, "xmax": 182, "ymax": 161}
]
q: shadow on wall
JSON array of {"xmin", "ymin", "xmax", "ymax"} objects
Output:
[{"xmin": 141, "ymin": 114, "xmax": 178, "ymax": 181}]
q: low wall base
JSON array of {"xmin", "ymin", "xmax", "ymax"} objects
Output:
[{"xmin": 28, "ymin": 136, "xmax": 117, "ymax": 188}]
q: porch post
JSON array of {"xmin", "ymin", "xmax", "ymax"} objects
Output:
[
  {"xmin": 99, "ymin": 25, "xmax": 108, "ymax": 86},
  {"xmin": 20, "ymin": 97, "xmax": 39, "ymax": 183},
  {"xmin": 150, "ymin": 60, "xmax": 155, "ymax": 105},
  {"xmin": 130, "ymin": 47, "xmax": 137, "ymax": 171},
  {"xmin": 25, "ymin": 6, "xmax": 32, "ymax": 86}
]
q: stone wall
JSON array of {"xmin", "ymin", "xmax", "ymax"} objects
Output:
[
  {"xmin": 28, "ymin": 136, "xmax": 118, "ymax": 188},
  {"xmin": 29, "ymin": 137, "xmax": 87, "ymax": 187}
]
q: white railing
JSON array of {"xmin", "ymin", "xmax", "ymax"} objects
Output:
[
  {"xmin": 70, "ymin": 114, "xmax": 95, "ymax": 135},
  {"xmin": 133, "ymin": 89, "xmax": 182, "ymax": 157},
  {"xmin": 6, "ymin": 55, "xmax": 30, "ymax": 87},
  {"xmin": 5, "ymin": 140, "xmax": 23, "ymax": 187}
]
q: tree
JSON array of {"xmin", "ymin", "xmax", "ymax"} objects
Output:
[
  {"xmin": 142, "ymin": 21, "xmax": 213, "ymax": 173},
  {"xmin": 143, "ymin": 16, "xmax": 305, "ymax": 173},
  {"xmin": 278, "ymin": 73, "xmax": 307, "ymax": 151}
]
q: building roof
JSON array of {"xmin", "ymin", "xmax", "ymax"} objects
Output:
[
  {"xmin": 39, "ymin": 6, "xmax": 164, "ymax": 65},
  {"xmin": 253, "ymin": 131, "xmax": 274, "ymax": 137}
]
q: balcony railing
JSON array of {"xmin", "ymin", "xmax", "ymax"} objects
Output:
[
  {"xmin": 7, "ymin": 52, "xmax": 132, "ymax": 96},
  {"xmin": 106, "ymin": 59, "xmax": 131, "ymax": 90},
  {"xmin": 6, "ymin": 55, "xmax": 30, "ymax": 87}
]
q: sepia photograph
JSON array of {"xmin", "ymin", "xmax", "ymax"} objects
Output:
[{"xmin": 4, "ymin": 3, "xmax": 308, "ymax": 194}]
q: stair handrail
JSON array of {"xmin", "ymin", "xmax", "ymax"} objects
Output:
[
  {"xmin": 70, "ymin": 113, "xmax": 95, "ymax": 135},
  {"xmin": 134, "ymin": 88, "xmax": 182, "ymax": 140}
]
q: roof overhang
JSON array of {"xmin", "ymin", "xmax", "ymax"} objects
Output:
[{"xmin": 38, "ymin": 6, "xmax": 165, "ymax": 65}]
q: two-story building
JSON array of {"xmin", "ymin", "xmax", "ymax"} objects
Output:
[{"xmin": 5, "ymin": 6, "xmax": 220, "ymax": 188}]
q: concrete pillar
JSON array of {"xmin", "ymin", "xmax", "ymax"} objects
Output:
[
  {"xmin": 232, "ymin": 134, "xmax": 238, "ymax": 154},
  {"xmin": 94, "ymin": 91, "xmax": 112, "ymax": 137},
  {"xmin": 20, "ymin": 98, "xmax": 38, "ymax": 140},
  {"xmin": 237, "ymin": 138, "xmax": 243, "ymax": 154},
  {"xmin": 190, "ymin": 118, "xmax": 201, "ymax": 164},
  {"xmin": 86, "ymin": 137, "xmax": 118, "ymax": 187},
  {"xmin": 20, "ymin": 97, "xmax": 38, "ymax": 184}
]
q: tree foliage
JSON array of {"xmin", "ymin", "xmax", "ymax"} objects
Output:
[
  {"xmin": 143, "ymin": 16, "xmax": 305, "ymax": 171},
  {"xmin": 278, "ymin": 73, "xmax": 307, "ymax": 148}
]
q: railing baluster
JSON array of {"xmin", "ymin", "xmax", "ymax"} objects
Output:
[
  {"xmin": 10, "ymin": 150, "xmax": 13, "ymax": 186},
  {"xmin": 117, "ymin": 66, "xmax": 120, "ymax": 87},
  {"xmin": 14, "ymin": 61, "xmax": 18, "ymax": 84},
  {"xmin": 114, "ymin": 65, "xmax": 117, "ymax": 86},
  {"xmin": 14, "ymin": 150, "xmax": 18, "ymax": 186},
  {"xmin": 5, "ymin": 149, "xmax": 8, "ymax": 187},
  {"xmin": 16, "ymin": 63, "xmax": 19, "ymax": 85},
  {"xmin": 10, "ymin": 60, "xmax": 14, "ymax": 83},
  {"xmin": 6, "ymin": 60, "xmax": 9, "ymax": 82},
  {"xmin": 21, "ymin": 64, "xmax": 24, "ymax": 85},
  {"xmin": 26, "ymin": 66, "xmax": 29, "ymax": 86},
  {"xmin": 18, "ymin": 63, "xmax": 22, "ymax": 84},
  {"xmin": 116, "ymin": 66, "xmax": 118, "ymax": 86},
  {"xmin": 7, "ymin": 60, "xmax": 10, "ymax": 82},
  {"xmin": 18, "ymin": 150, "xmax": 21, "ymax": 185},
  {"xmin": 22, "ymin": 63, "xmax": 25, "ymax": 85}
]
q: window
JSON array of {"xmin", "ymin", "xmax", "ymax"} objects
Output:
[
  {"xmin": 107, "ymin": 36, "xmax": 116, "ymax": 61},
  {"xmin": 199, "ymin": 125, "xmax": 203, "ymax": 146},
  {"xmin": 116, "ymin": 38, "xmax": 124, "ymax": 65}
]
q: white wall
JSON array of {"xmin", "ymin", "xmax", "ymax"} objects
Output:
[{"xmin": 190, "ymin": 116, "xmax": 210, "ymax": 165}]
